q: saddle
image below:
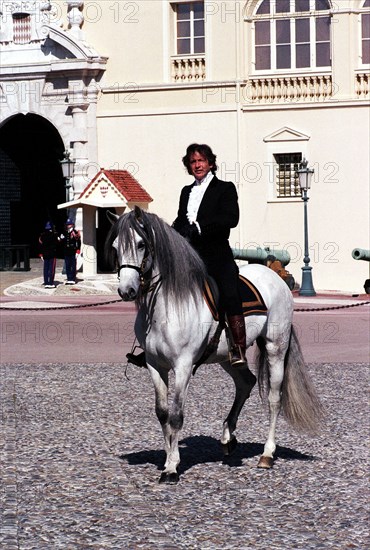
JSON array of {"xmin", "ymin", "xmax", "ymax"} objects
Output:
[{"xmin": 203, "ymin": 274, "xmax": 267, "ymax": 321}]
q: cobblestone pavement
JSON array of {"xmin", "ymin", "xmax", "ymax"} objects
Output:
[{"xmin": 0, "ymin": 361, "xmax": 368, "ymax": 549}]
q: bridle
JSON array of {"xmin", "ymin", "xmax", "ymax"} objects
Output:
[{"xmin": 117, "ymin": 243, "xmax": 161, "ymax": 295}]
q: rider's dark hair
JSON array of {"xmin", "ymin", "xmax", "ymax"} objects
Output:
[{"xmin": 182, "ymin": 143, "xmax": 218, "ymax": 175}]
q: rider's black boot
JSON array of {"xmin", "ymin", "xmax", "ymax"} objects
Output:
[
  {"xmin": 126, "ymin": 351, "xmax": 147, "ymax": 368},
  {"xmin": 227, "ymin": 315, "xmax": 253, "ymax": 372},
  {"xmin": 227, "ymin": 314, "xmax": 247, "ymax": 366}
]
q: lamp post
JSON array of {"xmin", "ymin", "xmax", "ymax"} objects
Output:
[
  {"xmin": 297, "ymin": 158, "xmax": 316, "ymax": 296},
  {"xmin": 59, "ymin": 150, "xmax": 75, "ymax": 202}
]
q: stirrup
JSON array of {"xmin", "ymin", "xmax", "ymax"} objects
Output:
[
  {"xmin": 126, "ymin": 350, "xmax": 147, "ymax": 368},
  {"xmin": 229, "ymin": 346, "xmax": 247, "ymax": 367}
]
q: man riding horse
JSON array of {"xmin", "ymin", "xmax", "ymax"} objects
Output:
[
  {"xmin": 173, "ymin": 143, "xmax": 250, "ymax": 366},
  {"xmin": 128, "ymin": 143, "xmax": 253, "ymax": 375}
]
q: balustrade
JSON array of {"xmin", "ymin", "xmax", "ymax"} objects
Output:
[
  {"xmin": 169, "ymin": 64, "xmax": 369, "ymax": 103},
  {"xmin": 355, "ymin": 72, "xmax": 369, "ymax": 98},
  {"xmin": 171, "ymin": 56, "xmax": 205, "ymax": 82},
  {"xmin": 247, "ymin": 73, "xmax": 333, "ymax": 104}
]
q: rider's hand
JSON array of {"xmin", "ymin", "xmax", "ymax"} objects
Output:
[{"xmin": 181, "ymin": 222, "xmax": 199, "ymax": 243}]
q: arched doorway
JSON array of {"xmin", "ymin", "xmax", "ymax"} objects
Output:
[{"xmin": 0, "ymin": 113, "xmax": 66, "ymax": 257}]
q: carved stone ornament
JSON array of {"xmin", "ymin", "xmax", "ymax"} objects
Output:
[
  {"xmin": 67, "ymin": 0, "xmax": 84, "ymax": 35},
  {"xmin": 4, "ymin": 1, "xmax": 50, "ymax": 14}
]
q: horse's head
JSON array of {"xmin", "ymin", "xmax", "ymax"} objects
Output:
[
  {"xmin": 106, "ymin": 206, "xmax": 208, "ymax": 308},
  {"xmin": 107, "ymin": 207, "xmax": 154, "ymax": 301}
]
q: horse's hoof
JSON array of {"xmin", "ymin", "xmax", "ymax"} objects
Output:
[
  {"xmin": 158, "ymin": 472, "xmax": 179, "ymax": 484},
  {"xmin": 257, "ymin": 456, "xmax": 274, "ymax": 469},
  {"xmin": 221, "ymin": 435, "xmax": 238, "ymax": 456}
]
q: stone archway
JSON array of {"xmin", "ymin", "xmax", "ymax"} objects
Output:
[{"xmin": 0, "ymin": 113, "xmax": 66, "ymax": 256}]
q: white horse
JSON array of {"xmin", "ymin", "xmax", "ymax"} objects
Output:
[{"xmin": 106, "ymin": 207, "xmax": 322, "ymax": 484}]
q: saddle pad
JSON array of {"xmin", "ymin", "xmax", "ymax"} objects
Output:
[
  {"xmin": 239, "ymin": 274, "xmax": 267, "ymax": 316},
  {"xmin": 203, "ymin": 274, "xmax": 267, "ymax": 321}
]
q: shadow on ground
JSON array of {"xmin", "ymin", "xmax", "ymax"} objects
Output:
[{"xmin": 119, "ymin": 434, "xmax": 316, "ymax": 476}]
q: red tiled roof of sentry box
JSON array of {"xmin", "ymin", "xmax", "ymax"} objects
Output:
[
  {"xmin": 77, "ymin": 169, "xmax": 153, "ymax": 203},
  {"xmin": 103, "ymin": 169, "xmax": 153, "ymax": 203},
  {"xmin": 58, "ymin": 168, "xmax": 153, "ymax": 211}
]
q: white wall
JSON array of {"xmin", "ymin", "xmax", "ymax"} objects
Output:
[{"xmin": 88, "ymin": 0, "xmax": 370, "ymax": 293}]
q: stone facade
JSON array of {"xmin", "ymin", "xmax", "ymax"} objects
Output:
[
  {"xmin": 0, "ymin": 0, "xmax": 107, "ymax": 237},
  {"xmin": 0, "ymin": 0, "xmax": 369, "ymax": 291}
]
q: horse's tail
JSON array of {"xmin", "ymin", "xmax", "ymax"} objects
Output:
[{"xmin": 256, "ymin": 326, "xmax": 324, "ymax": 433}]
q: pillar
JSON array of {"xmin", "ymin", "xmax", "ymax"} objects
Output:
[
  {"xmin": 331, "ymin": 7, "xmax": 357, "ymax": 100},
  {"xmin": 82, "ymin": 205, "xmax": 97, "ymax": 276}
]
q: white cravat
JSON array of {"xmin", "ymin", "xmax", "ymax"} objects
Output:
[{"xmin": 187, "ymin": 171, "xmax": 213, "ymax": 225}]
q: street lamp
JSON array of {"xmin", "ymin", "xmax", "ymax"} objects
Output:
[
  {"xmin": 59, "ymin": 150, "xmax": 75, "ymax": 202},
  {"xmin": 297, "ymin": 158, "xmax": 316, "ymax": 296}
]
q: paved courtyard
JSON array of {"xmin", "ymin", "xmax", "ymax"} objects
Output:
[
  {"xmin": 1, "ymin": 265, "xmax": 369, "ymax": 549},
  {"xmin": 0, "ymin": 360, "xmax": 369, "ymax": 549}
]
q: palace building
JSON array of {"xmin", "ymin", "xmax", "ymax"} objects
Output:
[{"xmin": 0, "ymin": 1, "xmax": 369, "ymax": 290}]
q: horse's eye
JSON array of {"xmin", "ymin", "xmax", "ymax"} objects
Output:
[{"xmin": 138, "ymin": 241, "xmax": 145, "ymax": 251}]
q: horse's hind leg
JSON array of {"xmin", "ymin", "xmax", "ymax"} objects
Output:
[
  {"xmin": 220, "ymin": 361, "xmax": 256, "ymax": 455},
  {"xmin": 257, "ymin": 342, "xmax": 286, "ymax": 469}
]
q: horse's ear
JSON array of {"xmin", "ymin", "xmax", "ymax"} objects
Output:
[
  {"xmin": 134, "ymin": 205, "xmax": 143, "ymax": 222},
  {"xmin": 106, "ymin": 210, "xmax": 119, "ymax": 225}
]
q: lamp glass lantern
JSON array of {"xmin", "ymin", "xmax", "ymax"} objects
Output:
[
  {"xmin": 60, "ymin": 150, "xmax": 75, "ymax": 181},
  {"xmin": 297, "ymin": 158, "xmax": 316, "ymax": 296},
  {"xmin": 60, "ymin": 150, "xmax": 76, "ymax": 204},
  {"xmin": 297, "ymin": 158, "xmax": 314, "ymax": 191}
]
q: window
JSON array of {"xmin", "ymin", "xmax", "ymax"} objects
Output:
[
  {"xmin": 254, "ymin": 0, "xmax": 331, "ymax": 71},
  {"xmin": 274, "ymin": 153, "xmax": 302, "ymax": 197},
  {"xmin": 361, "ymin": 0, "xmax": 370, "ymax": 64},
  {"xmin": 13, "ymin": 13, "xmax": 32, "ymax": 45},
  {"xmin": 175, "ymin": 2, "xmax": 205, "ymax": 55}
]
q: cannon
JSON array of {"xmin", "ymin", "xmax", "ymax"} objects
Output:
[
  {"xmin": 351, "ymin": 248, "xmax": 370, "ymax": 294},
  {"xmin": 232, "ymin": 247, "xmax": 290, "ymax": 266},
  {"xmin": 232, "ymin": 247, "xmax": 295, "ymax": 290},
  {"xmin": 352, "ymin": 248, "xmax": 370, "ymax": 261}
]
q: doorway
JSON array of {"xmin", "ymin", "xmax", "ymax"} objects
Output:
[
  {"xmin": 96, "ymin": 207, "xmax": 116, "ymax": 272},
  {"xmin": 0, "ymin": 113, "xmax": 66, "ymax": 257}
]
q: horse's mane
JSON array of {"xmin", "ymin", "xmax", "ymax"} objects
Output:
[{"xmin": 106, "ymin": 209, "xmax": 207, "ymax": 306}]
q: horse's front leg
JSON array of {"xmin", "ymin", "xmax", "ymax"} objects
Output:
[
  {"xmin": 159, "ymin": 360, "xmax": 193, "ymax": 484},
  {"xmin": 146, "ymin": 364, "xmax": 172, "ymax": 470}
]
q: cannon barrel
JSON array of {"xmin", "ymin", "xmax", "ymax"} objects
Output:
[
  {"xmin": 351, "ymin": 248, "xmax": 370, "ymax": 261},
  {"xmin": 232, "ymin": 247, "xmax": 290, "ymax": 266}
]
